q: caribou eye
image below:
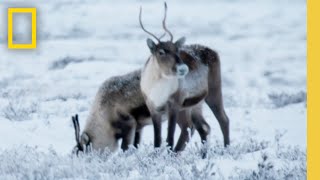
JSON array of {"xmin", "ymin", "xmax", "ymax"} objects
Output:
[{"xmin": 158, "ymin": 49, "xmax": 166, "ymax": 56}]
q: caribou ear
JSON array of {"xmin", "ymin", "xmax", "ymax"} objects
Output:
[
  {"xmin": 147, "ymin": 38, "xmax": 156, "ymax": 53},
  {"xmin": 81, "ymin": 133, "xmax": 90, "ymax": 145},
  {"xmin": 81, "ymin": 132, "xmax": 92, "ymax": 152},
  {"xmin": 175, "ymin": 37, "xmax": 186, "ymax": 48}
]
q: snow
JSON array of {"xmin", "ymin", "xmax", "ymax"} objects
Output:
[{"xmin": 0, "ymin": 0, "xmax": 306, "ymax": 179}]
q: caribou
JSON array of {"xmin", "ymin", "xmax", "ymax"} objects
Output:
[{"xmin": 140, "ymin": 2, "xmax": 230, "ymax": 152}]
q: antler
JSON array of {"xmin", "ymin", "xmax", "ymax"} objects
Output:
[
  {"xmin": 158, "ymin": 2, "xmax": 169, "ymax": 40},
  {"xmin": 139, "ymin": 2, "xmax": 173, "ymax": 42},
  {"xmin": 72, "ymin": 114, "xmax": 83, "ymax": 154},
  {"xmin": 139, "ymin": 6, "xmax": 161, "ymax": 42},
  {"xmin": 162, "ymin": 2, "xmax": 173, "ymax": 41},
  {"xmin": 72, "ymin": 114, "xmax": 80, "ymax": 143}
]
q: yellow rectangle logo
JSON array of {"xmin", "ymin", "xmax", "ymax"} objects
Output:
[{"xmin": 8, "ymin": 8, "xmax": 37, "ymax": 49}]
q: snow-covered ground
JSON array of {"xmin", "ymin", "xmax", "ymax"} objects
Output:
[{"xmin": 0, "ymin": 0, "xmax": 306, "ymax": 179}]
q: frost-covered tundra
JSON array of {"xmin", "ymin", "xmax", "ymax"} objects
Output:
[
  {"xmin": 72, "ymin": 70, "xmax": 211, "ymax": 154},
  {"xmin": 140, "ymin": 3, "xmax": 230, "ymax": 152}
]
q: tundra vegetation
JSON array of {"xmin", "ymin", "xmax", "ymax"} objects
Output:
[{"xmin": 0, "ymin": 0, "xmax": 306, "ymax": 179}]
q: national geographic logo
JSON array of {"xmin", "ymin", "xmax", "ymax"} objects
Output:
[{"xmin": 7, "ymin": 8, "xmax": 37, "ymax": 49}]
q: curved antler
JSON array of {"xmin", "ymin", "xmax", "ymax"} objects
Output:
[
  {"xmin": 139, "ymin": 6, "xmax": 161, "ymax": 42},
  {"xmin": 162, "ymin": 2, "xmax": 173, "ymax": 41},
  {"xmin": 72, "ymin": 114, "xmax": 83, "ymax": 155},
  {"xmin": 72, "ymin": 114, "xmax": 80, "ymax": 144},
  {"xmin": 158, "ymin": 2, "xmax": 169, "ymax": 40}
]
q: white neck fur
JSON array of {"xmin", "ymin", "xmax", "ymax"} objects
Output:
[{"xmin": 141, "ymin": 56, "xmax": 179, "ymax": 109}]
